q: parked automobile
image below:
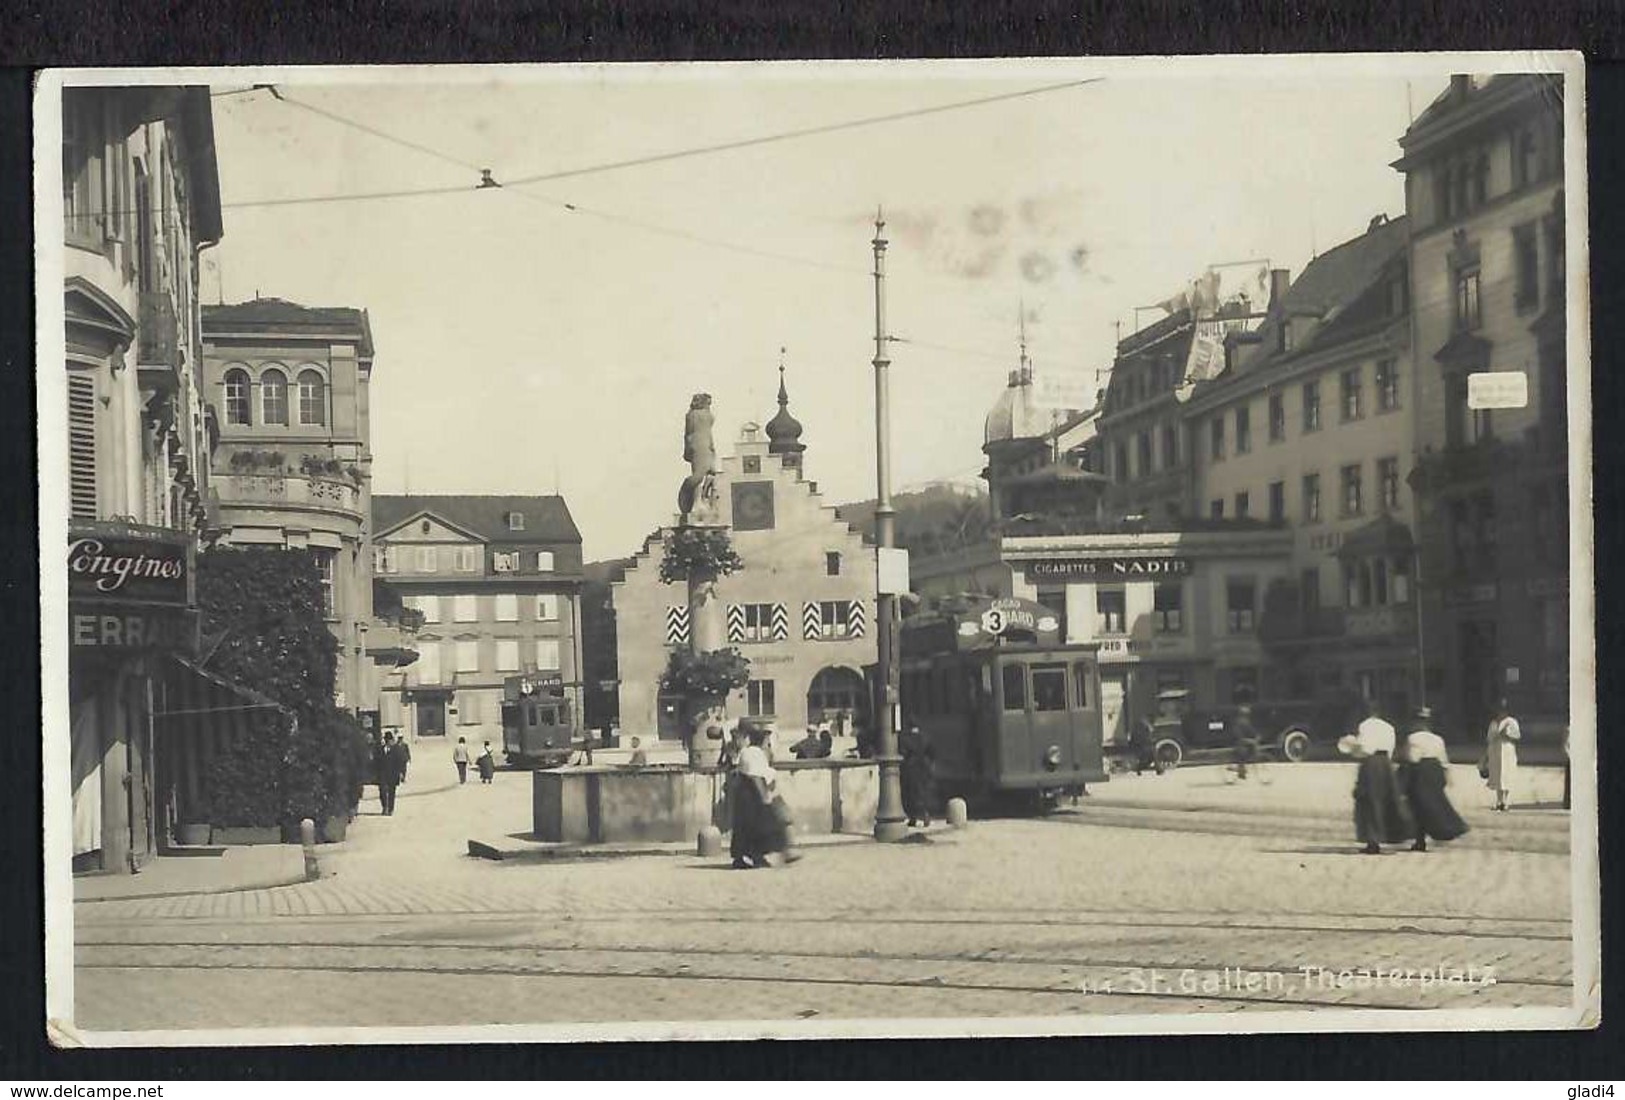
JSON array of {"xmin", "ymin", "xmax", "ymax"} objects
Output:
[{"xmin": 1139, "ymin": 689, "xmax": 1365, "ymax": 771}]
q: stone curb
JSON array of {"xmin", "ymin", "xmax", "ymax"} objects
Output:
[
  {"xmin": 74, "ymin": 865, "xmax": 313, "ymax": 904},
  {"xmin": 467, "ymin": 829, "xmax": 952, "ymax": 864}
]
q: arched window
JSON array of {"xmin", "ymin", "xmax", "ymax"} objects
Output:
[
  {"xmin": 297, "ymin": 368, "xmax": 326, "ymax": 426},
  {"xmin": 260, "ymin": 368, "xmax": 288, "ymax": 426},
  {"xmin": 224, "ymin": 367, "xmax": 251, "ymax": 426}
]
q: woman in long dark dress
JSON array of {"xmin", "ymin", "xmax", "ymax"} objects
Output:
[
  {"xmin": 1400, "ymin": 709, "xmax": 1468, "ymax": 851},
  {"xmin": 731, "ymin": 724, "xmax": 798, "ymax": 868},
  {"xmin": 1340, "ymin": 710, "xmax": 1413, "ymax": 855},
  {"xmin": 900, "ymin": 725, "xmax": 938, "ymax": 828}
]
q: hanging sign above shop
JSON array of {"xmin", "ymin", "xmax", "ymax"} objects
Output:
[
  {"xmin": 68, "ymin": 521, "xmax": 193, "ymax": 605},
  {"xmin": 1024, "ymin": 557, "xmax": 1192, "ymax": 580}
]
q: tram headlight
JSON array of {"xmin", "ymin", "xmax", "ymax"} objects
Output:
[{"xmin": 1044, "ymin": 744, "xmax": 1062, "ymax": 770}]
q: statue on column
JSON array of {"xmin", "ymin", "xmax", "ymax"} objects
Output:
[{"xmin": 679, "ymin": 392, "xmax": 722, "ymax": 526}]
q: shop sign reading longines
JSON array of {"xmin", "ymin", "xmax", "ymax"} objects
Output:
[
  {"xmin": 68, "ymin": 522, "xmax": 198, "ymax": 653},
  {"xmin": 1024, "ymin": 557, "xmax": 1193, "ymax": 580}
]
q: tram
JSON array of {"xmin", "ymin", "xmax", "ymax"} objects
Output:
[
  {"xmin": 500, "ymin": 672, "xmax": 575, "ymax": 768},
  {"xmin": 899, "ymin": 595, "xmax": 1107, "ymax": 809}
]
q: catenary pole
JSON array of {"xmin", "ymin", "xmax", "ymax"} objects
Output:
[{"xmin": 871, "ymin": 209, "xmax": 907, "ymax": 843}]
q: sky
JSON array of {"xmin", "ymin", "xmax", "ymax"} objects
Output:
[{"xmin": 200, "ymin": 60, "xmax": 1445, "ymax": 561}]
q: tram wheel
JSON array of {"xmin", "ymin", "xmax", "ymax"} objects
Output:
[{"xmin": 1152, "ymin": 738, "xmax": 1183, "ymax": 773}]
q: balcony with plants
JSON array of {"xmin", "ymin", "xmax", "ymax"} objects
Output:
[{"xmin": 215, "ymin": 449, "xmax": 365, "ymax": 522}]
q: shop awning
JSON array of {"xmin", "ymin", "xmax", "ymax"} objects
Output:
[
  {"xmin": 1335, "ymin": 514, "xmax": 1416, "ymax": 560},
  {"xmin": 153, "ymin": 655, "xmax": 289, "ymax": 721}
]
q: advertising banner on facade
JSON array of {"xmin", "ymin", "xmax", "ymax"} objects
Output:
[{"xmin": 67, "ymin": 521, "xmax": 199, "ymax": 654}]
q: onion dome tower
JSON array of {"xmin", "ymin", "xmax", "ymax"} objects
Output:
[{"xmin": 766, "ymin": 355, "xmax": 806, "ymax": 471}]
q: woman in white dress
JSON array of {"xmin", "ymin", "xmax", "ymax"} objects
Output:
[{"xmin": 1483, "ymin": 697, "xmax": 1521, "ymax": 812}]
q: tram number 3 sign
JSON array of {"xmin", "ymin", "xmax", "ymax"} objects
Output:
[{"xmin": 981, "ymin": 609, "xmax": 1008, "ymax": 636}]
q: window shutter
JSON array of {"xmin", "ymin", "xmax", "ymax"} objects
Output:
[
  {"xmin": 770, "ymin": 603, "xmax": 789, "ymax": 640},
  {"xmin": 802, "ymin": 601, "xmax": 820, "ymax": 640},
  {"xmin": 665, "ymin": 606, "xmax": 690, "ymax": 647},
  {"xmin": 726, "ymin": 603, "xmax": 746, "ymax": 643},
  {"xmin": 68, "ymin": 372, "xmax": 97, "ymax": 519},
  {"xmin": 846, "ymin": 600, "xmax": 867, "ymax": 638}
]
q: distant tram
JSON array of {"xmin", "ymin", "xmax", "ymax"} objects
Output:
[
  {"xmin": 899, "ymin": 595, "xmax": 1107, "ymax": 809},
  {"xmin": 500, "ymin": 672, "xmax": 575, "ymax": 768}
]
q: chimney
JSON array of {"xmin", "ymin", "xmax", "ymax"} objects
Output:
[
  {"xmin": 1368, "ymin": 213, "xmax": 1389, "ymax": 233},
  {"xmin": 1450, "ymin": 74, "xmax": 1470, "ymax": 101},
  {"xmin": 1269, "ymin": 269, "xmax": 1291, "ymax": 311}
]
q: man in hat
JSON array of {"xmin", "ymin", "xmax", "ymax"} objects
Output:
[{"xmin": 1401, "ymin": 707, "xmax": 1468, "ymax": 852}]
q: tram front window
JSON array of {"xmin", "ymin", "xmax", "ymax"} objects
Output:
[
  {"xmin": 1001, "ymin": 663, "xmax": 1026, "ymax": 711},
  {"xmin": 1032, "ymin": 664, "xmax": 1068, "ymax": 711}
]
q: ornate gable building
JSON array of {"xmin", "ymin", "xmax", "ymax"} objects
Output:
[{"xmin": 612, "ymin": 376, "xmax": 878, "ymax": 747}]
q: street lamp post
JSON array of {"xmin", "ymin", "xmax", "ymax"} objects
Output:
[{"xmin": 871, "ymin": 209, "xmax": 907, "ymax": 843}]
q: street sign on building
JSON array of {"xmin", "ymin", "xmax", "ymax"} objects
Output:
[{"xmin": 1468, "ymin": 371, "xmax": 1529, "ymax": 409}]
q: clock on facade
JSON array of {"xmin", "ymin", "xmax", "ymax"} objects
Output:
[{"xmin": 731, "ymin": 481, "xmax": 775, "ymax": 532}]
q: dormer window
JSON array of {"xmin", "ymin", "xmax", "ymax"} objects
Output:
[
  {"xmin": 1277, "ymin": 320, "xmax": 1293, "ymax": 354},
  {"xmin": 506, "ymin": 511, "xmax": 525, "ymax": 531}
]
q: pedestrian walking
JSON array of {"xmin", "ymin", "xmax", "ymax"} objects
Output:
[
  {"xmin": 1338, "ymin": 705, "xmax": 1413, "ymax": 855},
  {"xmin": 1231, "ymin": 703, "xmax": 1262, "ymax": 781},
  {"xmin": 1399, "ymin": 708, "xmax": 1468, "ymax": 852},
  {"xmin": 900, "ymin": 724, "xmax": 937, "ymax": 828},
  {"xmin": 731, "ymin": 722, "xmax": 800, "ymax": 868},
  {"xmin": 452, "ymin": 737, "xmax": 470, "ymax": 784},
  {"xmin": 397, "ymin": 736, "xmax": 412, "ymax": 784},
  {"xmin": 375, "ymin": 732, "xmax": 403, "ymax": 816},
  {"xmin": 1481, "ymin": 697, "xmax": 1521, "ymax": 812},
  {"xmin": 476, "ymin": 741, "xmax": 496, "ymax": 784}
]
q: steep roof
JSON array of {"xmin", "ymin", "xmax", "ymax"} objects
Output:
[
  {"xmin": 203, "ymin": 298, "xmax": 375, "ymax": 357},
  {"xmin": 1247, "ymin": 215, "xmax": 1408, "ymax": 358},
  {"xmin": 372, "ymin": 494, "xmax": 582, "ymax": 544}
]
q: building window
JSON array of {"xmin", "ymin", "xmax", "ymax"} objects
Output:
[
  {"xmin": 1340, "ymin": 367, "xmax": 1363, "ymax": 421},
  {"xmin": 493, "ymin": 551, "xmax": 519, "ymax": 573},
  {"xmin": 1210, "ymin": 498, "xmax": 1225, "ymax": 520},
  {"xmin": 1137, "ymin": 430, "xmax": 1154, "ymax": 474},
  {"xmin": 747, "ymin": 679, "xmax": 776, "ymax": 718},
  {"xmin": 457, "ymin": 547, "xmax": 480, "ymax": 573},
  {"xmin": 1153, "ymin": 583, "xmax": 1183, "ymax": 633},
  {"xmin": 1234, "ymin": 491, "xmax": 1250, "ymax": 519},
  {"xmin": 1268, "ymin": 481, "xmax": 1285, "ymax": 523},
  {"xmin": 1302, "ymin": 380, "xmax": 1321, "ymax": 432},
  {"xmin": 1268, "ymin": 393, "xmax": 1285, "ymax": 442},
  {"xmin": 826, "ymin": 551, "xmax": 842, "ymax": 576},
  {"xmin": 1378, "ymin": 457, "xmax": 1401, "ymax": 512},
  {"xmin": 739, "ymin": 603, "xmax": 776, "ymax": 643},
  {"xmin": 1277, "ymin": 320, "xmax": 1293, "ymax": 354},
  {"xmin": 530, "ymin": 638, "xmax": 560, "ymax": 671},
  {"xmin": 817, "ymin": 600, "xmax": 851, "ymax": 640},
  {"xmin": 1235, "ymin": 406, "xmax": 1251, "ymax": 454},
  {"xmin": 1513, "ymin": 222, "xmax": 1540, "ymax": 312},
  {"xmin": 415, "ymin": 643, "xmax": 441, "ymax": 686},
  {"xmin": 297, "ymin": 369, "xmax": 326, "ymax": 426},
  {"xmin": 537, "ymin": 594, "xmax": 559, "ymax": 621},
  {"xmin": 1303, "ymin": 474, "xmax": 1321, "ymax": 523},
  {"xmin": 1035, "ymin": 587, "xmax": 1067, "ymax": 641},
  {"xmin": 260, "ymin": 369, "xmax": 288, "ymax": 426},
  {"xmin": 495, "ymin": 639, "xmax": 520, "ymax": 672},
  {"xmin": 506, "ymin": 511, "xmax": 525, "ymax": 531},
  {"xmin": 494, "ymin": 594, "xmax": 519, "ymax": 622},
  {"xmin": 1161, "ymin": 424, "xmax": 1178, "ymax": 468},
  {"xmin": 456, "ymin": 640, "xmax": 480, "ymax": 674},
  {"xmin": 1114, "ymin": 443, "xmax": 1128, "ymax": 483},
  {"xmin": 1226, "ymin": 579, "xmax": 1257, "ymax": 634},
  {"xmin": 62, "ymin": 94, "xmax": 103, "ymax": 242},
  {"xmin": 1454, "ymin": 266, "xmax": 1481, "ymax": 331},
  {"xmin": 1513, "ymin": 127, "xmax": 1540, "ymax": 189},
  {"xmin": 536, "ymin": 551, "xmax": 555, "ymax": 572},
  {"xmin": 417, "ymin": 595, "xmax": 441, "ymax": 623},
  {"xmin": 224, "ymin": 368, "xmax": 251, "ymax": 426},
  {"xmin": 1001, "ymin": 664, "xmax": 1026, "ymax": 711},
  {"xmin": 67, "ymin": 370, "xmax": 97, "ymax": 519},
  {"xmin": 454, "ymin": 595, "xmax": 479, "ymax": 623},
  {"xmin": 1340, "ymin": 464, "xmax": 1363, "ymax": 517},
  {"xmin": 1210, "ymin": 417, "xmax": 1225, "ymax": 461},
  {"xmin": 459, "ymin": 694, "xmax": 481, "ymax": 725},
  {"xmin": 1375, "ymin": 359, "xmax": 1399, "ymax": 412},
  {"xmin": 314, "ymin": 549, "xmax": 335, "ymax": 618},
  {"xmin": 1097, "ymin": 588, "xmax": 1126, "ymax": 635}
]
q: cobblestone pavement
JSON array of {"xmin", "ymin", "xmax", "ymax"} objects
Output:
[{"xmin": 72, "ymin": 769, "xmax": 1580, "ymax": 1034}]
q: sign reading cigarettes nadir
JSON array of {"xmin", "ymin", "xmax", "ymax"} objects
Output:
[
  {"xmin": 1031, "ymin": 373, "xmax": 1096, "ymax": 411},
  {"xmin": 1468, "ymin": 371, "xmax": 1529, "ymax": 410}
]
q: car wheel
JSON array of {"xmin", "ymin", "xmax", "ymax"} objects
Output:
[
  {"xmin": 1152, "ymin": 738, "xmax": 1183, "ymax": 772},
  {"xmin": 1280, "ymin": 729, "xmax": 1310, "ymax": 763}
]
